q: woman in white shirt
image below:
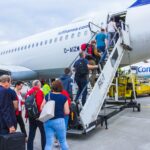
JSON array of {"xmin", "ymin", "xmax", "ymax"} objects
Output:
[
  {"xmin": 14, "ymin": 81, "xmax": 27, "ymax": 140},
  {"xmin": 107, "ymin": 18, "xmax": 118, "ymax": 47}
]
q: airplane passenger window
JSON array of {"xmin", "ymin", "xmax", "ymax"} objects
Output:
[
  {"xmin": 54, "ymin": 38, "xmax": 57, "ymax": 43},
  {"xmin": 40, "ymin": 41, "xmax": 43, "ymax": 46},
  {"xmin": 32, "ymin": 43, "xmax": 34, "ymax": 48},
  {"xmin": 28, "ymin": 45, "xmax": 31, "ymax": 49},
  {"xmin": 84, "ymin": 31, "xmax": 88, "ymax": 36},
  {"xmin": 77, "ymin": 32, "xmax": 81, "ymax": 37},
  {"xmin": 21, "ymin": 46, "xmax": 23, "ymax": 50},
  {"xmin": 9, "ymin": 50, "xmax": 11, "ymax": 53},
  {"xmin": 15, "ymin": 48, "xmax": 17, "ymax": 52},
  {"xmin": 71, "ymin": 33, "xmax": 75, "ymax": 38},
  {"xmin": 65, "ymin": 35, "xmax": 68, "ymax": 40},
  {"xmin": 36, "ymin": 43, "xmax": 38, "ymax": 47},
  {"xmin": 18, "ymin": 47, "xmax": 20, "ymax": 51},
  {"xmin": 49, "ymin": 39, "xmax": 52, "ymax": 44},
  {"xmin": 24, "ymin": 45, "xmax": 27, "ymax": 49},
  {"xmin": 11, "ymin": 49, "xmax": 14, "ymax": 53},
  {"xmin": 59, "ymin": 36, "xmax": 63, "ymax": 41},
  {"xmin": 45, "ymin": 40, "xmax": 47, "ymax": 45}
]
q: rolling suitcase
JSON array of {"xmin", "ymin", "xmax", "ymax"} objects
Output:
[{"xmin": 0, "ymin": 132, "xmax": 25, "ymax": 150}]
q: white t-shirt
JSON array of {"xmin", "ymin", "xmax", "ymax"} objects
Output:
[
  {"xmin": 17, "ymin": 93, "xmax": 23, "ymax": 111},
  {"xmin": 107, "ymin": 21, "xmax": 116, "ymax": 33}
]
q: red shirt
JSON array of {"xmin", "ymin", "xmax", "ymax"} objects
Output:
[{"xmin": 25, "ymin": 86, "xmax": 44, "ymax": 112}]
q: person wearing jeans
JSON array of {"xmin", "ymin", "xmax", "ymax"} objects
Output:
[
  {"xmin": 44, "ymin": 118, "xmax": 68, "ymax": 150},
  {"xmin": 74, "ymin": 52, "xmax": 98, "ymax": 106},
  {"xmin": 41, "ymin": 80, "xmax": 70, "ymax": 150},
  {"xmin": 75, "ymin": 78, "xmax": 88, "ymax": 106}
]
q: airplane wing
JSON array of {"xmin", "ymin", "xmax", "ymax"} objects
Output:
[{"xmin": 0, "ymin": 65, "xmax": 37, "ymax": 80}]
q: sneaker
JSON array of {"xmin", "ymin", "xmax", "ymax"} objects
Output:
[{"xmin": 54, "ymin": 141, "xmax": 60, "ymax": 147}]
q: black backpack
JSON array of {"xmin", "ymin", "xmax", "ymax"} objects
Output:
[
  {"xmin": 75, "ymin": 59, "xmax": 89, "ymax": 77},
  {"xmin": 25, "ymin": 91, "xmax": 39, "ymax": 119}
]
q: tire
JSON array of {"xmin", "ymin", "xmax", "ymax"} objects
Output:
[{"xmin": 137, "ymin": 103, "xmax": 141, "ymax": 112}]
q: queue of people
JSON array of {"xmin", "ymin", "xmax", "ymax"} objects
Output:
[
  {"xmin": 73, "ymin": 17, "xmax": 119, "ymax": 105},
  {"xmin": 0, "ymin": 75, "xmax": 71, "ymax": 150},
  {"xmin": 0, "ymin": 17, "xmax": 119, "ymax": 150}
]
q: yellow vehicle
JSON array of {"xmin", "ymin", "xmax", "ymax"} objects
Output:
[{"xmin": 109, "ymin": 74, "xmax": 150, "ymax": 98}]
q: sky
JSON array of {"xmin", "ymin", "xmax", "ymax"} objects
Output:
[{"xmin": 0, "ymin": 0, "xmax": 136, "ymax": 42}]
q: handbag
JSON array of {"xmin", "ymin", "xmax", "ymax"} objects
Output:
[{"xmin": 38, "ymin": 93, "xmax": 55, "ymax": 122}]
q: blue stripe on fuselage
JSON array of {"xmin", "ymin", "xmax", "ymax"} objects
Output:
[{"xmin": 129, "ymin": 0, "xmax": 150, "ymax": 8}]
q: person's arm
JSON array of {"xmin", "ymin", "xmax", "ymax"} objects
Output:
[
  {"xmin": 87, "ymin": 64, "xmax": 98, "ymax": 70},
  {"xmin": 64, "ymin": 101, "xmax": 70, "ymax": 115},
  {"xmin": 11, "ymin": 90, "xmax": 18, "ymax": 110},
  {"xmin": 13, "ymin": 100, "xmax": 18, "ymax": 110}
]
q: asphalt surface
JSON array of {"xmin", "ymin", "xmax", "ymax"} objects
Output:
[{"xmin": 22, "ymin": 96, "xmax": 150, "ymax": 150}]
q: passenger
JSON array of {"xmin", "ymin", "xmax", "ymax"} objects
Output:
[
  {"xmin": 14, "ymin": 81, "xmax": 27, "ymax": 140},
  {"xmin": 54, "ymin": 89, "xmax": 71, "ymax": 147},
  {"xmin": 95, "ymin": 28, "xmax": 108, "ymax": 65},
  {"xmin": 26, "ymin": 80, "xmax": 46, "ymax": 150},
  {"xmin": 107, "ymin": 17, "xmax": 118, "ymax": 47},
  {"xmin": 74, "ymin": 52, "xmax": 98, "ymax": 105},
  {"xmin": 0, "ymin": 75, "xmax": 17, "ymax": 134},
  {"xmin": 60, "ymin": 68, "xmax": 73, "ymax": 99},
  {"xmin": 81, "ymin": 42, "xmax": 97, "ymax": 63},
  {"xmin": 41, "ymin": 80, "xmax": 51, "ymax": 96},
  {"xmin": 90, "ymin": 40, "xmax": 101, "ymax": 64},
  {"xmin": 42, "ymin": 80, "xmax": 70, "ymax": 150}
]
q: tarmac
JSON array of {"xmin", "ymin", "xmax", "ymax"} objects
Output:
[{"xmin": 23, "ymin": 96, "xmax": 150, "ymax": 150}]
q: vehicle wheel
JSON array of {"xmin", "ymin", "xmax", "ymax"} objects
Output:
[{"xmin": 137, "ymin": 103, "xmax": 141, "ymax": 112}]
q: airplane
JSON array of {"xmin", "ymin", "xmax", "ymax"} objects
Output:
[{"xmin": 0, "ymin": 0, "xmax": 150, "ymax": 81}]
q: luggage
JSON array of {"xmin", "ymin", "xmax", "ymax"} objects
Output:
[{"xmin": 0, "ymin": 132, "xmax": 25, "ymax": 150}]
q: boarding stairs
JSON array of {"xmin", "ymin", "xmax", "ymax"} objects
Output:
[{"xmin": 68, "ymin": 22, "xmax": 132, "ymax": 134}]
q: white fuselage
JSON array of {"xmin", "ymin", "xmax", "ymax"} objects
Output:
[{"xmin": 0, "ymin": 4, "xmax": 150, "ymax": 80}]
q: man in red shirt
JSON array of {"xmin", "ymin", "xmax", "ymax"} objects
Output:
[{"xmin": 26, "ymin": 80, "xmax": 45, "ymax": 150}]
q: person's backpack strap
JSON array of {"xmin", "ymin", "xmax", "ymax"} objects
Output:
[
  {"xmin": 48, "ymin": 93, "xmax": 51, "ymax": 102},
  {"xmin": 33, "ymin": 89, "xmax": 39, "ymax": 96}
]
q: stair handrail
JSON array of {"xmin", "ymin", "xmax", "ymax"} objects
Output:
[{"xmin": 88, "ymin": 22, "xmax": 102, "ymax": 34}]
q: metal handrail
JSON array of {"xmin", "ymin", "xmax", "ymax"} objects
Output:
[{"xmin": 88, "ymin": 22, "xmax": 102, "ymax": 34}]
